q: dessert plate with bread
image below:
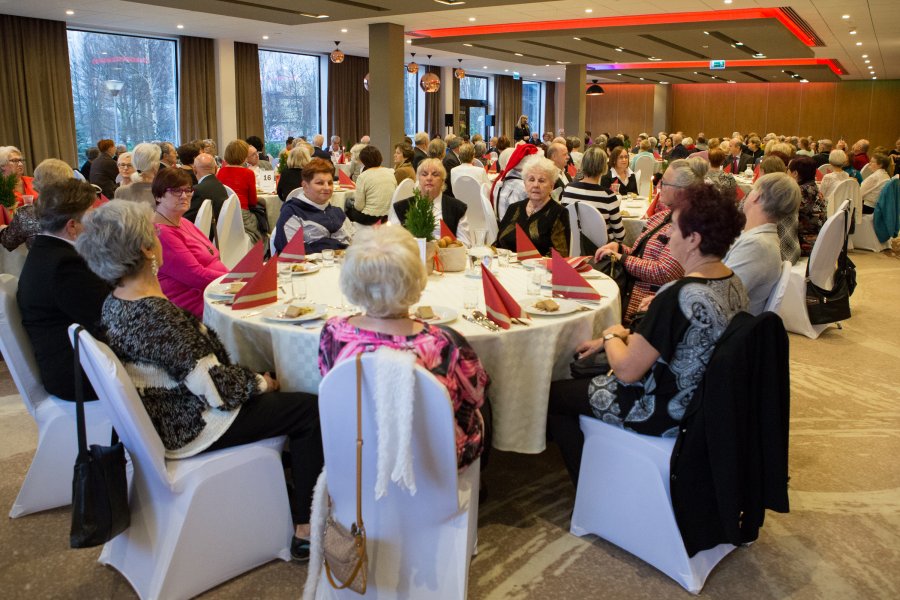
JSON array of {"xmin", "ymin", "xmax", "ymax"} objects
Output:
[
  {"xmin": 410, "ymin": 304, "xmax": 458, "ymax": 325},
  {"xmin": 290, "ymin": 262, "xmax": 321, "ymax": 275},
  {"xmin": 521, "ymin": 297, "xmax": 579, "ymax": 316},
  {"xmin": 260, "ymin": 302, "xmax": 327, "ymax": 323},
  {"xmin": 208, "ymin": 282, "xmax": 246, "ymax": 300}
]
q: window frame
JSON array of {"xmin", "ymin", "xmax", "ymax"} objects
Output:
[{"xmin": 258, "ymin": 47, "xmax": 324, "ymax": 144}]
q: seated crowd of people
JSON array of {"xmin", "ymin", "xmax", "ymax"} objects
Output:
[{"xmin": 2, "ymin": 124, "xmax": 896, "ymax": 568}]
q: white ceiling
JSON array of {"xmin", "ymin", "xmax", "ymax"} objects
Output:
[{"xmin": 0, "ymin": 0, "xmax": 894, "ymax": 81}]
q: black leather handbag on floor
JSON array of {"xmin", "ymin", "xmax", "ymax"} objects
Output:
[
  {"xmin": 70, "ymin": 326, "xmax": 130, "ymax": 549},
  {"xmin": 805, "ymin": 208, "xmax": 853, "ymax": 325}
]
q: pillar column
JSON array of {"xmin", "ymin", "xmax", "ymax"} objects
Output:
[
  {"xmin": 213, "ymin": 39, "xmax": 237, "ymax": 148},
  {"xmin": 368, "ymin": 23, "xmax": 406, "ymax": 165},
  {"xmin": 563, "ymin": 64, "xmax": 586, "ymax": 141},
  {"xmin": 652, "ymin": 84, "xmax": 671, "ymax": 136}
]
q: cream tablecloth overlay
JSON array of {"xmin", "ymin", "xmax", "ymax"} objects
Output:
[
  {"xmin": 204, "ymin": 262, "xmax": 621, "ymax": 454},
  {"xmin": 619, "ymin": 197, "xmax": 651, "ymax": 247}
]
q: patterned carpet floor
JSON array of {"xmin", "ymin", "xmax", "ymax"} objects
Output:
[{"xmin": 1, "ymin": 248, "xmax": 898, "ymax": 599}]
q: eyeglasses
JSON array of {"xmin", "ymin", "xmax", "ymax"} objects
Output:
[
  {"xmin": 659, "ymin": 181, "xmax": 689, "ymax": 189},
  {"xmin": 117, "ymin": 163, "xmax": 134, "ymax": 168},
  {"xmin": 165, "ymin": 187, "xmax": 194, "ymax": 196},
  {"xmin": 8, "ymin": 158, "xmax": 24, "ymax": 164}
]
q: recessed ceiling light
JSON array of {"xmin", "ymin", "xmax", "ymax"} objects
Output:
[
  {"xmin": 850, "ymin": 30, "xmax": 857, "ymax": 35},
  {"xmin": 862, "ymin": 54, "xmax": 868, "ymax": 58},
  {"xmin": 872, "ymin": 76, "xmax": 877, "ymax": 80},
  {"xmin": 615, "ymin": 47, "xmax": 623, "ymax": 52},
  {"xmin": 433, "ymin": 0, "xmax": 466, "ymax": 5},
  {"xmin": 573, "ymin": 37, "xmax": 581, "ymax": 41},
  {"xmin": 660, "ymin": 81, "xmax": 668, "ymax": 85},
  {"xmin": 463, "ymin": 43, "xmax": 473, "ymax": 47},
  {"xmin": 176, "ymin": 24, "xmax": 184, "ymax": 29},
  {"xmin": 65, "ymin": 10, "xmax": 74, "ymax": 15},
  {"xmin": 856, "ymin": 42, "xmax": 862, "ymax": 46},
  {"xmin": 262, "ymin": 35, "xmax": 269, "ymax": 40},
  {"xmin": 724, "ymin": 0, "xmax": 732, "ymax": 4},
  {"xmin": 483, "ymin": 66, "xmax": 488, "ymax": 69},
  {"xmin": 556, "ymin": 61, "xmax": 570, "ymax": 64},
  {"xmin": 504, "ymin": 69, "xmax": 508, "ymax": 72},
  {"xmin": 532, "ymin": 73, "xmax": 537, "ymax": 76},
  {"xmin": 703, "ymin": 31, "xmax": 709, "ymax": 35},
  {"xmin": 545, "ymin": 64, "xmax": 550, "ymax": 67},
  {"xmin": 868, "ymin": 65, "xmax": 874, "ymax": 69},
  {"xmin": 800, "ymin": 79, "xmax": 809, "ymax": 83},
  {"xmin": 727, "ymin": 80, "xmax": 736, "ymax": 84},
  {"xmin": 557, "ymin": 77, "xmax": 561, "ymax": 80},
  {"xmin": 514, "ymin": 53, "xmax": 523, "ymax": 57},
  {"xmin": 753, "ymin": 53, "xmax": 766, "ymax": 58},
  {"xmin": 735, "ymin": 42, "xmax": 743, "ymax": 46},
  {"xmin": 406, "ymin": 39, "xmax": 412, "ymax": 44},
  {"xmin": 585, "ymin": 9, "xmax": 593, "ymax": 14},
  {"xmin": 468, "ymin": 17, "xmax": 476, "ymax": 22},
  {"xmin": 299, "ymin": 13, "xmax": 329, "ymax": 19},
  {"xmin": 842, "ymin": 14, "xmax": 850, "ymax": 19},
  {"xmin": 865, "ymin": 60, "xmax": 870, "ymax": 64},
  {"xmin": 341, "ymin": 28, "xmax": 348, "ymax": 33},
  {"xmin": 648, "ymin": 56, "xmax": 661, "ymax": 61}
]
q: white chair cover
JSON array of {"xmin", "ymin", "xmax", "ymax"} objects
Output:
[
  {"xmin": 817, "ymin": 164, "xmax": 831, "ymax": 177},
  {"xmin": 390, "ymin": 178, "xmax": 415, "ymax": 208},
  {"xmin": 567, "ymin": 203, "xmax": 582, "ymax": 257},
  {"xmin": 570, "ymin": 417, "xmax": 735, "ymax": 594},
  {"xmin": 776, "ymin": 200, "xmax": 850, "ymax": 338},
  {"xmin": 0, "ymin": 275, "xmax": 113, "ymax": 518},
  {"xmin": 827, "ymin": 177, "xmax": 860, "ymax": 222},
  {"xmin": 851, "ymin": 176, "xmax": 893, "ymax": 251},
  {"xmin": 635, "ymin": 154, "xmax": 656, "ymax": 199},
  {"xmin": 576, "ymin": 202, "xmax": 609, "ymax": 250},
  {"xmin": 456, "ymin": 175, "xmax": 497, "ymax": 245},
  {"xmin": 763, "ymin": 261, "xmax": 793, "ymax": 314},
  {"xmin": 217, "ymin": 195, "xmax": 252, "ymax": 269},
  {"xmin": 193, "ymin": 198, "xmax": 214, "ymax": 243},
  {"xmin": 472, "ymin": 158, "xmax": 484, "ymax": 169},
  {"xmin": 859, "ymin": 163, "xmax": 873, "ymax": 181},
  {"xmin": 314, "ymin": 354, "xmax": 479, "ymax": 600},
  {"xmin": 70, "ymin": 325, "xmax": 292, "ymax": 600}
]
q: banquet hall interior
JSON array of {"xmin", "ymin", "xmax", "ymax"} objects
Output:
[{"xmin": 0, "ymin": 0, "xmax": 898, "ymax": 598}]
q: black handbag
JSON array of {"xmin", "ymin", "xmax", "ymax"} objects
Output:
[
  {"xmin": 570, "ymin": 350, "xmax": 611, "ymax": 379},
  {"xmin": 70, "ymin": 326, "xmax": 130, "ymax": 549},
  {"xmin": 805, "ymin": 209, "xmax": 852, "ymax": 325}
]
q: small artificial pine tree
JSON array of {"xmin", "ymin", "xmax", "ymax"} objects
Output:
[
  {"xmin": 402, "ymin": 188, "xmax": 437, "ymax": 241},
  {"xmin": 0, "ymin": 174, "xmax": 17, "ymax": 210}
]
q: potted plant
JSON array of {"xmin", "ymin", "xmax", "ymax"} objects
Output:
[
  {"xmin": 0, "ymin": 173, "xmax": 17, "ymax": 225},
  {"xmin": 402, "ymin": 189, "xmax": 438, "ymax": 274}
]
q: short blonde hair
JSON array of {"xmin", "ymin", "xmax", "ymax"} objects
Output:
[
  {"xmin": 32, "ymin": 159, "xmax": 74, "ymax": 192},
  {"xmin": 286, "ymin": 145, "xmax": 311, "ymax": 169},
  {"xmin": 340, "ymin": 226, "xmax": 426, "ymax": 317},
  {"xmin": 416, "ymin": 157, "xmax": 447, "ymax": 180}
]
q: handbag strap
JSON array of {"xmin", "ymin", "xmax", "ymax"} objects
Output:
[
  {"xmin": 354, "ymin": 353, "xmax": 364, "ymax": 531},
  {"xmin": 630, "ymin": 212, "xmax": 671, "ymax": 259},
  {"xmin": 73, "ymin": 325, "xmax": 88, "ymax": 457}
]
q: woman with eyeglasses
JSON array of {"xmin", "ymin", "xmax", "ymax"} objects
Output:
[
  {"xmin": 0, "ymin": 146, "xmax": 36, "ymax": 206},
  {"xmin": 151, "ymin": 168, "xmax": 227, "ymax": 318},
  {"xmin": 593, "ymin": 158, "xmax": 708, "ymax": 325}
]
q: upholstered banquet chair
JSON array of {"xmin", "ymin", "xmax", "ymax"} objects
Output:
[
  {"xmin": 763, "ymin": 261, "xmax": 793, "ymax": 314},
  {"xmin": 0, "ymin": 274, "xmax": 113, "ymax": 518},
  {"xmin": 850, "ymin": 176, "xmax": 895, "ymax": 252},
  {"xmin": 70, "ymin": 325, "xmax": 291, "ymax": 600},
  {"xmin": 456, "ymin": 174, "xmax": 497, "ymax": 245},
  {"xmin": 193, "ymin": 198, "xmax": 214, "ymax": 242},
  {"xmin": 634, "ymin": 154, "xmax": 656, "ymax": 198},
  {"xmin": 217, "ymin": 194, "xmax": 252, "ymax": 269},
  {"xmin": 313, "ymin": 353, "xmax": 480, "ymax": 599}
]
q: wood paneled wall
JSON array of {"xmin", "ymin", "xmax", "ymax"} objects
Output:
[
  {"xmin": 585, "ymin": 84, "xmax": 655, "ymax": 139},
  {"xmin": 670, "ymin": 81, "xmax": 900, "ymax": 151}
]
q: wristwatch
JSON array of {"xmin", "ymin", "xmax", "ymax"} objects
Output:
[{"xmin": 603, "ymin": 332, "xmax": 625, "ymax": 342}]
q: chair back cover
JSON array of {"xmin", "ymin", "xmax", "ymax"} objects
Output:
[
  {"xmin": 817, "ymin": 164, "xmax": 831, "ymax": 176},
  {"xmin": 576, "ymin": 202, "xmax": 609, "ymax": 249},
  {"xmin": 566, "ymin": 203, "xmax": 581, "ymax": 257},
  {"xmin": 808, "ymin": 200, "xmax": 850, "ymax": 290},
  {"xmin": 390, "ymin": 178, "xmax": 415, "ymax": 209},
  {"xmin": 455, "ymin": 175, "xmax": 497, "ymax": 245},
  {"xmin": 194, "ymin": 198, "xmax": 214, "ymax": 241},
  {"xmin": 859, "ymin": 163, "xmax": 873, "ymax": 180},
  {"xmin": 217, "ymin": 195, "xmax": 250, "ymax": 269},
  {"xmin": 0, "ymin": 275, "xmax": 47, "ymax": 416},
  {"xmin": 635, "ymin": 155, "xmax": 655, "ymax": 198},
  {"xmin": 827, "ymin": 177, "xmax": 861, "ymax": 223},
  {"xmin": 763, "ymin": 261, "xmax": 793, "ymax": 314}
]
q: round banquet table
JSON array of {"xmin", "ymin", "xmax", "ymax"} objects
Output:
[
  {"xmin": 203, "ymin": 261, "xmax": 621, "ymax": 454},
  {"xmin": 619, "ymin": 196, "xmax": 650, "ymax": 247}
]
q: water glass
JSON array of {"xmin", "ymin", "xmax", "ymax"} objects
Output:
[
  {"xmin": 527, "ymin": 268, "xmax": 542, "ymax": 296},
  {"xmin": 21, "ymin": 195, "xmax": 34, "ymax": 206},
  {"xmin": 322, "ymin": 249, "xmax": 335, "ymax": 267},
  {"xmin": 473, "ymin": 229, "xmax": 487, "ymax": 248},
  {"xmin": 463, "ymin": 283, "xmax": 479, "ymax": 310},
  {"xmin": 540, "ymin": 269, "xmax": 553, "ymax": 298},
  {"xmin": 291, "ymin": 276, "xmax": 307, "ymax": 301},
  {"xmin": 497, "ymin": 249, "xmax": 510, "ymax": 267}
]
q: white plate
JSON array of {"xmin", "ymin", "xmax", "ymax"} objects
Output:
[
  {"xmin": 520, "ymin": 296, "xmax": 580, "ymax": 316},
  {"xmin": 260, "ymin": 303, "xmax": 327, "ymax": 323},
  {"xmin": 520, "ymin": 258, "xmax": 545, "ymax": 270},
  {"xmin": 581, "ymin": 270, "xmax": 603, "ymax": 279},
  {"xmin": 305, "ymin": 253, "xmax": 322, "ymax": 261},
  {"xmin": 207, "ymin": 283, "xmax": 244, "ymax": 299},
  {"xmin": 410, "ymin": 305, "xmax": 457, "ymax": 325},
  {"xmin": 289, "ymin": 262, "xmax": 321, "ymax": 275}
]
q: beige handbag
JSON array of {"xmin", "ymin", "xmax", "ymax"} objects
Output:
[{"xmin": 323, "ymin": 353, "xmax": 368, "ymax": 594}]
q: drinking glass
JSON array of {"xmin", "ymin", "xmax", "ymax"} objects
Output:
[
  {"xmin": 527, "ymin": 268, "xmax": 542, "ymax": 296},
  {"xmin": 463, "ymin": 283, "xmax": 479, "ymax": 310},
  {"xmin": 497, "ymin": 249, "xmax": 510, "ymax": 267},
  {"xmin": 473, "ymin": 229, "xmax": 487, "ymax": 248},
  {"xmin": 322, "ymin": 249, "xmax": 335, "ymax": 267},
  {"xmin": 291, "ymin": 277, "xmax": 307, "ymax": 301},
  {"xmin": 21, "ymin": 195, "xmax": 34, "ymax": 206}
]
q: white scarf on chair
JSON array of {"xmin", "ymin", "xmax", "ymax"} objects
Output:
[{"xmin": 372, "ymin": 346, "xmax": 418, "ymax": 499}]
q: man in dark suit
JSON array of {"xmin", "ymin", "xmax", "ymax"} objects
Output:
[
  {"xmin": 813, "ymin": 139, "xmax": 833, "ymax": 168},
  {"xmin": 311, "ymin": 135, "xmax": 333, "ymax": 162},
  {"xmin": 412, "ymin": 131, "xmax": 429, "ymax": 170},
  {"xmin": 726, "ymin": 138, "xmax": 753, "ymax": 174},
  {"xmin": 80, "ymin": 147, "xmax": 99, "ymax": 180},
  {"xmin": 442, "ymin": 137, "xmax": 462, "ymax": 196},
  {"xmin": 668, "ymin": 133, "xmax": 692, "ymax": 160},
  {"xmin": 17, "ymin": 180, "xmax": 111, "ymax": 401},
  {"xmin": 89, "ymin": 139, "xmax": 119, "ymax": 199},
  {"xmin": 185, "ymin": 152, "xmax": 228, "ymax": 237}
]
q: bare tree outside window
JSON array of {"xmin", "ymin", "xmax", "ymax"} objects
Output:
[
  {"xmin": 404, "ymin": 70, "xmax": 418, "ymax": 136},
  {"xmin": 67, "ymin": 30, "xmax": 177, "ymax": 157},
  {"xmin": 522, "ymin": 81, "xmax": 542, "ymax": 137},
  {"xmin": 259, "ymin": 50, "xmax": 320, "ymax": 158}
]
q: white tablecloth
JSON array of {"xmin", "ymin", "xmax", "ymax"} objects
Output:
[
  {"xmin": 204, "ymin": 262, "xmax": 621, "ymax": 454},
  {"xmin": 619, "ymin": 197, "xmax": 650, "ymax": 247}
]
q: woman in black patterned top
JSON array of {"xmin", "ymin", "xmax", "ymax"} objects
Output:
[{"xmin": 77, "ymin": 199, "xmax": 322, "ymax": 562}]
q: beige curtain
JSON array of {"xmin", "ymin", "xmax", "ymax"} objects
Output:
[
  {"xmin": 327, "ymin": 55, "xmax": 369, "ymax": 148},
  {"xmin": 233, "ymin": 42, "xmax": 264, "ymax": 141},
  {"xmin": 423, "ymin": 66, "xmax": 442, "ymax": 138},
  {"xmin": 544, "ymin": 81, "xmax": 556, "ymax": 137},
  {"xmin": 494, "ymin": 75, "xmax": 523, "ymax": 141},
  {"xmin": 179, "ymin": 36, "xmax": 218, "ymax": 146},
  {"xmin": 0, "ymin": 15, "xmax": 77, "ymax": 171}
]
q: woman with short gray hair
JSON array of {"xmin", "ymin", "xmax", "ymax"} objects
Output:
[
  {"xmin": 114, "ymin": 142, "xmax": 160, "ymax": 206},
  {"xmin": 318, "ymin": 225, "xmax": 488, "ymax": 470},
  {"xmin": 77, "ymin": 199, "xmax": 323, "ymax": 562},
  {"xmin": 496, "ymin": 156, "xmax": 570, "ymax": 256},
  {"xmin": 390, "ymin": 157, "xmax": 471, "ymax": 245},
  {"xmin": 1, "ymin": 158, "xmax": 76, "ymax": 251},
  {"xmin": 560, "ymin": 146, "xmax": 625, "ymax": 245},
  {"xmin": 725, "ymin": 172, "xmax": 801, "ymax": 313}
]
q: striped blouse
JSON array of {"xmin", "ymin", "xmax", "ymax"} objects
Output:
[{"xmin": 560, "ymin": 181, "xmax": 626, "ymax": 242}]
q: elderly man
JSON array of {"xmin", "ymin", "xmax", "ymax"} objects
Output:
[
  {"xmin": 442, "ymin": 137, "xmax": 463, "ymax": 195},
  {"xmin": 851, "ymin": 139, "xmax": 870, "ymax": 171},
  {"xmin": 186, "ymin": 152, "xmax": 228, "ymax": 233},
  {"xmin": 812, "ymin": 139, "xmax": 832, "ymax": 167},
  {"xmin": 412, "ymin": 131, "xmax": 429, "ymax": 170},
  {"xmin": 360, "ymin": 135, "xmax": 371, "ymax": 145},
  {"xmin": 312, "ymin": 134, "xmax": 332, "ymax": 162},
  {"xmin": 546, "ymin": 142, "xmax": 571, "ymax": 190},
  {"xmin": 329, "ymin": 135, "xmax": 343, "ymax": 163},
  {"xmin": 246, "ymin": 145, "xmax": 273, "ymax": 172},
  {"xmin": 726, "ymin": 137, "xmax": 754, "ymax": 174},
  {"xmin": 668, "ymin": 133, "xmax": 691, "ymax": 160},
  {"xmin": 158, "ymin": 141, "xmax": 178, "ymax": 171}
]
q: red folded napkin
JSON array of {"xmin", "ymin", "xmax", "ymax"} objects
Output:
[
  {"xmin": 481, "ymin": 264, "xmax": 522, "ymax": 329},
  {"xmin": 337, "ymin": 169, "xmax": 356, "ymax": 189},
  {"xmin": 735, "ymin": 186, "xmax": 745, "ymax": 202},
  {"xmin": 815, "ymin": 169, "xmax": 824, "ymax": 182},
  {"xmin": 440, "ymin": 219, "xmax": 456, "ymax": 241},
  {"xmin": 723, "ymin": 163, "xmax": 732, "ymax": 174},
  {"xmin": 567, "ymin": 163, "xmax": 577, "ymax": 178},
  {"xmin": 277, "ymin": 225, "xmax": 306, "ymax": 263},
  {"xmin": 551, "ymin": 249, "xmax": 601, "ymax": 300},
  {"xmin": 538, "ymin": 256, "xmax": 593, "ymax": 273},
  {"xmin": 752, "ymin": 165, "xmax": 760, "ymax": 182},
  {"xmin": 221, "ymin": 239, "xmax": 265, "ymax": 283},
  {"xmin": 516, "ymin": 223, "xmax": 541, "ymax": 261},
  {"xmin": 232, "ymin": 255, "xmax": 278, "ymax": 310}
]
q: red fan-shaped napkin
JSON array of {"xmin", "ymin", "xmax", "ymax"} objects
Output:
[
  {"xmin": 221, "ymin": 239, "xmax": 265, "ymax": 283},
  {"xmin": 516, "ymin": 223, "xmax": 541, "ymax": 260},
  {"xmin": 752, "ymin": 165, "xmax": 760, "ymax": 183},
  {"xmin": 337, "ymin": 169, "xmax": 356, "ymax": 189},
  {"xmin": 735, "ymin": 185, "xmax": 745, "ymax": 202},
  {"xmin": 723, "ymin": 162, "xmax": 732, "ymax": 174},
  {"xmin": 440, "ymin": 219, "xmax": 456, "ymax": 241},
  {"xmin": 278, "ymin": 225, "xmax": 306, "ymax": 263},
  {"xmin": 551, "ymin": 249, "xmax": 601, "ymax": 300},
  {"xmin": 232, "ymin": 254, "xmax": 278, "ymax": 310},
  {"xmin": 567, "ymin": 163, "xmax": 577, "ymax": 178},
  {"xmin": 538, "ymin": 256, "xmax": 593, "ymax": 273},
  {"xmin": 481, "ymin": 264, "xmax": 522, "ymax": 329},
  {"xmin": 815, "ymin": 169, "xmax": 824, "ymax": 183}
]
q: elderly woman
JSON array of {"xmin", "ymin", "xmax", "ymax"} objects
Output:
[
  {"xmin": 594, "ymin": 158, "xmax": 707, "ymax": 325},
  {"xmin": 216, "ymin": 139, "xmax": 263, "ymax": 243},
  {"xmin": 788, "ymin": 156, "xmax": 827, "ymax": 256},
  {"xmin": 0, "ymin": 146, "xmax": 36, "ymax": 206},
  {"xmin": 818, "ymin": 149, "xmax": 851, "ymax": 201},
  {"xmin": 76, "ymin": 200, "xmax": 322, "ymax": 561},
  {"xmin": 275, "ymin": 158, "xmax": 353, "ymax": 254},
  {"xmin": 725, "ymin": 173, "xmax": 800, "ymax": 314},
  {"xmin": 115, "ymin": 151, "xmax": 135, "ymax": 188},
  {"xmin": 450, "ymin": 142, "xmax": 489, "ymax": 188},
  {"xmin": 601, "ymin": 147, "xmax": 639, "ymax": 195},
  {"xmin": 426, "ymin": 138, "xmax": 446, "ymax": 161},
  {"xmin": 754, "ymin": 156, "xmax": 799, "ymax": 263},
  {"xmin": 347, "ymin": 142, "xmax": 368, "ymax": 181},
  {"xmin": 151, "ymin": 168, "xmax": 228, "ymax": 318},
  {"xmin": 390, "ymin": 158, "xmax": 471, "ymax": 245},
  {"xmin": 492, "ymin": 144, "xmax": 538, "ymax": 220},
  {"xmin": 318, "ymin": 225, "xmax": 488, "ymax": 470},
  {"xmin": 560, "ymin": 147, "xmax": 625, "ymax": 244},
  {"xmin": 495, "ymin": 157, "xmax": 570, "ymax": 257},
  {"xmin": 705, "ymin": 147, "xmax": 738, "ymax": 202},
  {"xmin": 548, "ymin": 183, "xmax": 747, "ymax": 485},
  {"xmin": 276, "ymin": 144, "xmax": 311, "ymax": 202},
  {"xmin": 1, "ymin": 158, "xmax": 75, "ymax": 251},
  {"xmin": 860, "ymin": 153, "xmax": 893, "ymax": 214},
  {"xmin": 514, "ymin": 115, "xmax": 531, "ymax": 142},
  {"xmin": 115, "ymin": 143, "xmax": 160, "ymax": 207},
  {"xmin": 393, "ymin": 143, "xmax": 416, "ymax": 184},
  {"xmin": 347, "ymin": 145, "xmax": 396, "ymax": 225}
]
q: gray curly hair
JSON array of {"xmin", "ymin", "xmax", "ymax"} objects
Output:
[{"xmin": 76, "ymin": 200, "xmax": 157, "ymax": 286}]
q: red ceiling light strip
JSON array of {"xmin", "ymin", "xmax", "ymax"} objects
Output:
[
  {"xmin": 588, "ymin": 58, "xmax": 843, "ymax": 76},
  {"xmin": 410, "ymin": 8, "xmax": 816, "ymax": 47}
]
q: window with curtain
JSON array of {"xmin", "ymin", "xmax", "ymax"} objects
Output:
[
  {"xmin": 404, "ymin": 69, "xmax": 418, "ymax": 136},
  {"xmin": 258, "ymin": 49, "xmax": 320, "ymax": 158},
  {"xmin": 459, "ymin": 75, "xmax": 488, "ymax": 139},
  {"xmin": 522, "ymin": 80, "xmax": 542, "ymax": 137},
  {"xmin": 67, "ymin": 30, "xmax": 177, "ymax": 157}
]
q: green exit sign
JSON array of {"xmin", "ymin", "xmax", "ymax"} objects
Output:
[{"xmin": 710, "ymin": 60, "xmax": 726, "ymax": 70}]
